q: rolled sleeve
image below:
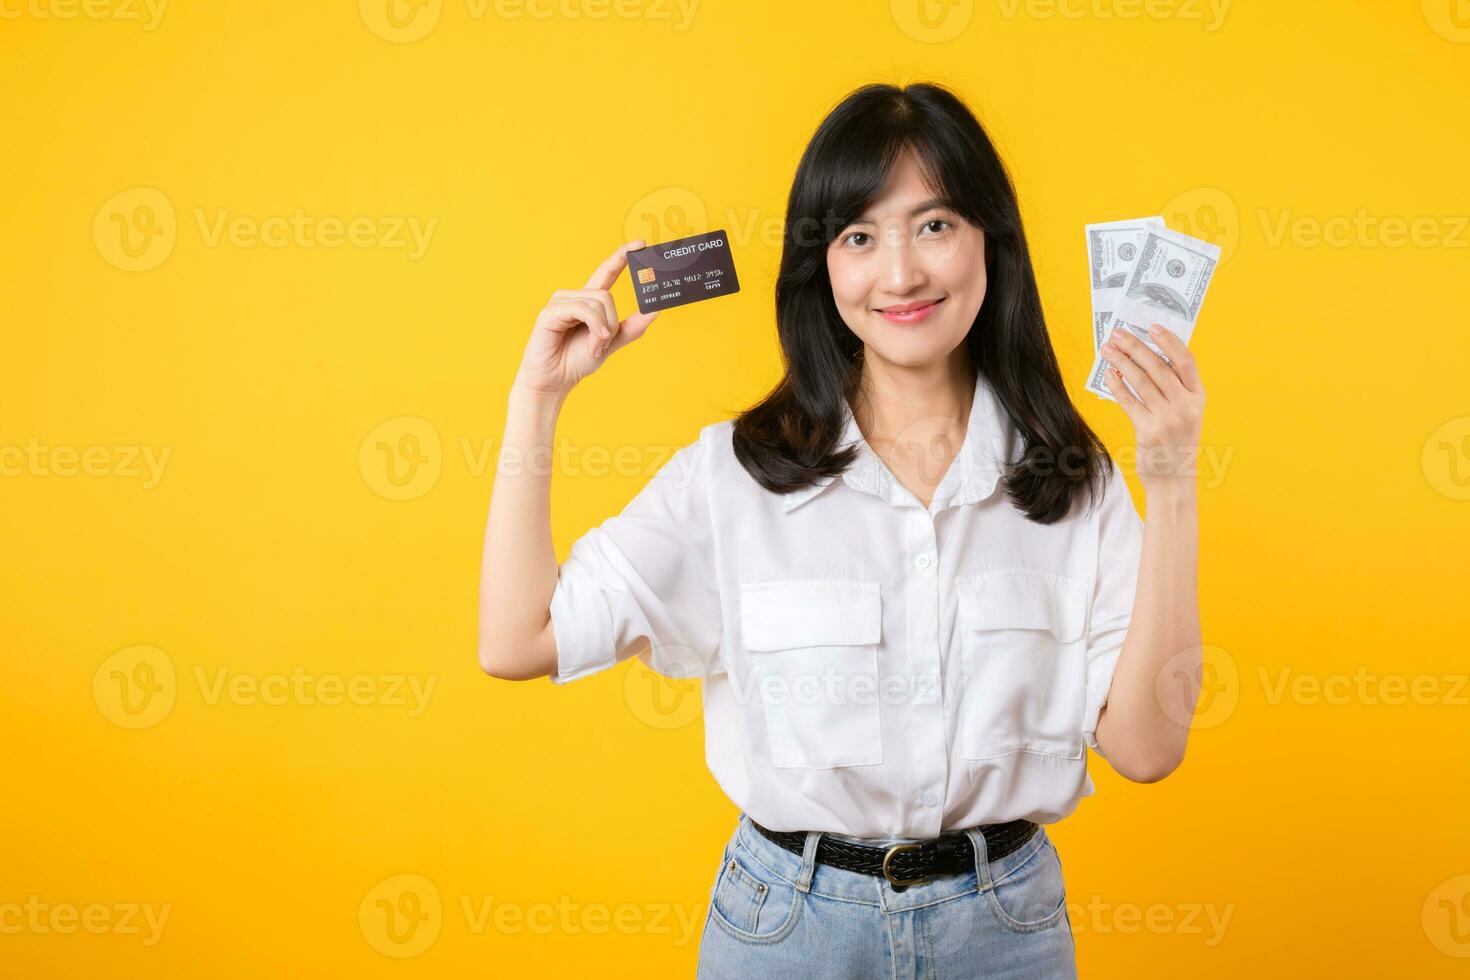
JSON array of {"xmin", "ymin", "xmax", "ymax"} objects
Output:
[
  {"xmin": 1081, "ymin": 459, "xmax": 1144, "ymax": 755},
  {"xmin": 547, "ymin": 429, "xmax": 723, "ymax": 685}
]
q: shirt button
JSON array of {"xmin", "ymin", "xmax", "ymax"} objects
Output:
[
  {"xmin": 922, "ymin": 791, "xmax": 938, "ymax": 807},
  {"xmin": 915, "ymin": 553, "xmax": 933, "ymax": 569}
]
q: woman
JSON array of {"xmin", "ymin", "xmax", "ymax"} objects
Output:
[{"xmin": 479, "ymin": 82, "xmax": 1202, "ymax": 978}]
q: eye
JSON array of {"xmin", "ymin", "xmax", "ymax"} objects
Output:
[
  {"xmin": 841, "ymin": 231, "xmax": 873, "ymax": 248},
  {"xmin": 921, "ymin": 218, "xmax": 952, "ymax": 235}
]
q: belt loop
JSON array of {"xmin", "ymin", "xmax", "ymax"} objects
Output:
[
  {"xmin": 964, "ymin": 825, "xmax": 995, "ymax": 892},
  {"xmin": 794, "ymin": 830, "xmax": 823, "ymax": 893}
]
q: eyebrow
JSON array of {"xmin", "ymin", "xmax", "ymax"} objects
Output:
[{"xmin": 849, "ymin": 197, "xmax": 953, "ymax": 225}]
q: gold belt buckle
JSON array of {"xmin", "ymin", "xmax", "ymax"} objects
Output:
[{"xmin": 881, "ymin": 842, "xmax": 928, "ymax": 887}]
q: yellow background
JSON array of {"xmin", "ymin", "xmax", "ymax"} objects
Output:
[{"xmin": 4, "ymin": 0, "xmax": 1469, "ymax": 976}]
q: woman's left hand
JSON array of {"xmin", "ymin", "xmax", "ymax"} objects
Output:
[{"xmin": 1099, "ymin": 324, "xmax": 1205, "ymax": 494}]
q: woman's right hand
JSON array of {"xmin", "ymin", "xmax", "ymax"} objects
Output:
[{"xmin": 512, "ymin": 239, "xmax": 660, "ymax": 399}]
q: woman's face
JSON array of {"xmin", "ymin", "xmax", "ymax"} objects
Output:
[{"xmin": 825, "ymin": 150, "xmax": 987, "ymax": 371}]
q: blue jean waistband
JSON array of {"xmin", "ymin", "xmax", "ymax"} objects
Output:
[{"xmin": 728, "ymin": 811, "xmax": 1052, "ymax": 912}]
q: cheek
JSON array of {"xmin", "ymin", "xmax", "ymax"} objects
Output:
[
  {"xmin": 972, "ymin": 258, "xmax": 988, "ymax": 298},
  {"xmin": 934, "ymin": 234, "xmax": 987, "ymax": 281},
  {"xmin": 931, "ymin": 242, "xmax": 987, "ymax": 309},
  {"xmin": 826, "ymin": 255, "xmax": 869, "ymax": 308}
]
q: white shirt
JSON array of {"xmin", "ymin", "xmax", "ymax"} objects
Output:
[{"xmin": 548, "ymin": 371, "xmax": 1145, "ymax": 839}]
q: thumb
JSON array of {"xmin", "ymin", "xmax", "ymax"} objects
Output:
[{"xmin": 618, "ymin": 310, "xmax": 659, "ymax": 343}]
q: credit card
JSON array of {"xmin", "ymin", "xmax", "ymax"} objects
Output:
[{"xmin": 626, "ymin": 229, "xmax": 740, "ymax": 314}]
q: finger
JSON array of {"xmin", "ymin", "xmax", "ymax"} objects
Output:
[
  {"xmin": 565, "ymin": 299, "xmax": 614, "ymax": 358},
  {"xmin": 1111, "ymin": 327, "xmax": 1185, "ymax": 402},
  {"xmin": 603, "ymin": 310, "xmax": 659, "ymax": 356},
  {"xmin": 546, "ymin": 299, "xmax": 612, "ymax": 356},
  {"xmin": 1103, "ymin": 363, "xmax": 1148, "ymax": 418},
  {"xmin": 1101, "ymin": 336, "xmax": 1164, "ymax": 410},
  {"xmin": 1146, "ymin": 324, "xmax": 1204, "ymax": 393},
  {"xmin": 542, "ymin": 297, "xmax": 607, "ymax": 334},
  {"xmin": 552, "ymin": 289, "xmax": 618, "ymax": 342},
  {"xmin": 583, "ymin": 239, "xmax": 646, "ymax": 291},
  {"xmin": 591, "ymin": 290, "xmax": 620, "ymax": 351}
]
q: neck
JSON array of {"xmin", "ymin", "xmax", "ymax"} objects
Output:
[{"xmin": 851, "ymin": 349, "xmax": 976, "ymax": 444}]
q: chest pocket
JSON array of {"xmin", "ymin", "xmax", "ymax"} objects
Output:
[
  {"xmin": 739, "ymin": 579, "xmax": 883, "ymax": 769},
  {"xmin": 955, "ymin": 571, "xmax": 1089, "ymax": 761}
]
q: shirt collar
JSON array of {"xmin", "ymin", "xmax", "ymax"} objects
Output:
[{"xmin": 782, "ymin": 371, "xmax": 1014, "ymax": 514}]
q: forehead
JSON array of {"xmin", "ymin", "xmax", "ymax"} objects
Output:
[{"xmin": 859, "ymin": 149, "xmax": 942, "ymax": 217}]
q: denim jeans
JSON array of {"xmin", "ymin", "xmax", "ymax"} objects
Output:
[{"xmin": 696, "ymin": 812, "xmax": 1077, "ymax": 979}]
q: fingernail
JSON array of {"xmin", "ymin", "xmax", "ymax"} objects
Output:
[{"xmin": 1148, "ymin": 324, "xmax": 1162, "ymax": 335}]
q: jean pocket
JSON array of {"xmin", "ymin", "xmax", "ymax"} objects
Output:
[
  {"xmin": 739, "ymin": 579, "xmax": 884, "ymax": 769},
  {"xmin": 708, "ymin": 843, "xmax": 801, "ymax": 943},
  {"xmin": 956, "ymin": 571, "xmax": 1089, "ymax": 761},
  {"xmin": 984, "ymin": 831, "xmax": 1068, "ymax": 934}
]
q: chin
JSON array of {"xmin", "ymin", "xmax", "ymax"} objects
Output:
[{"xmin": 863, "ymin": 334, "xmax": 960, "ymax": 368}]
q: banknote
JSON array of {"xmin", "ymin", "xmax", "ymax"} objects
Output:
[
  {"xmin": 1085, "ymin": 225, "xmax": 1221, "ymax": 402},
  {"xmin": 1087, "ymin": 216, "xmax": 1164, "ymax": 351}
]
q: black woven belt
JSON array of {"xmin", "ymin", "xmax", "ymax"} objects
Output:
[{"xmin": 749, "ymin": 817, "xmax": 1038, "ymax": 892}]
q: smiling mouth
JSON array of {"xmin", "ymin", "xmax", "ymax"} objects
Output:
[{"xmin": 875, "ymin": 297, "xmax": 945, "ymax": 323}]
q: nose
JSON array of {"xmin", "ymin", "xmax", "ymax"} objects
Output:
[{"xmin": 881, "ymin": 232, "xmax": 924, "ymax": 294}]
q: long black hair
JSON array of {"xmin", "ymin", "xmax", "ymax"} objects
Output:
[{"xmin": 731, "ymin": 81, "xmax": 1111, "ymax": 524}]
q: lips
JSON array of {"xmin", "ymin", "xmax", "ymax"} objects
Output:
[{"xmin": 876, "ymin": 297, "xmax": 945, "ymax": 324}]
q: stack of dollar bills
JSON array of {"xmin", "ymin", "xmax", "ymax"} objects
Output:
[{"xmin": 1084, "ymin": 217, "xmax": 1221, "ymax": 402}]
